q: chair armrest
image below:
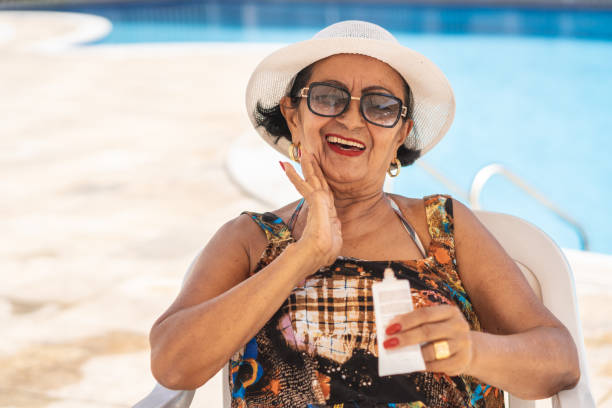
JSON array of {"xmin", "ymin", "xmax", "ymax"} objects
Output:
[
  {"xmin": 133, "ymin": 383, "xmax": 195, "ymax": 408},
  {"xmin": 556, "ymin": 380, "xmax": 596, "ymax": 408}
]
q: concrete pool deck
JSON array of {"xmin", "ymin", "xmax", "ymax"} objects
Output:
[{"xmin": 1, "ymin": 11, "xmax": 611, "ymax": 408}]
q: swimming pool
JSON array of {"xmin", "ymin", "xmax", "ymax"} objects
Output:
[{"xmin": 7, "ymin": 0, "xmax": 612, "ymax": 254}]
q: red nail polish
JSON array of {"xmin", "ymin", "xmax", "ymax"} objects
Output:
[
  {"xmin": 386, "ymin": 323, "xmax": 401, "ymax": 335},
  {"xmin": 383, "ymin": 337, "xmax": 399, "ymax": 349},
  {"xmin": 279, "ymin": 161, "xmax": 285, "ymax": 171}
]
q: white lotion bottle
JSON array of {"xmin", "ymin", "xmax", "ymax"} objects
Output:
[{"xmin": 372, "ymin": 267, "xmax": 426, "ymax": 376}]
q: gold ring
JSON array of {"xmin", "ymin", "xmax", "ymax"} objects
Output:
[{"xmin": 433, "ymin": 340, "xmax": 450, "ymax": 360}]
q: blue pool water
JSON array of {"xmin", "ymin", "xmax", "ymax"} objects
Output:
[{"xmin": 8, "ymin": 1, "xmax": 611, "ymax": 254}]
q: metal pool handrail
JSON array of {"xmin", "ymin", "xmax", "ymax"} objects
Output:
[{"xmin": 469, "ymin": 163, "xmax": 589, "ymax": 251}]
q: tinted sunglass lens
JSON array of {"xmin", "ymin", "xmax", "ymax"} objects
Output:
[
  {"xmin": 309, "ymin": 85, "xmax": 349, "ymax": 116},
  {"xmin": 362, "ymin": 94, "xmax": 401, "ymax": 126}
]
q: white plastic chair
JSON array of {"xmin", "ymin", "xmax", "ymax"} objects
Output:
[
  {"xmin": 473, "ymin": 210, "xmax": 595, "ymax": 408},
  {"xmin": 134, "ymin": 210, "xmax": 595, "ymax": 408}
]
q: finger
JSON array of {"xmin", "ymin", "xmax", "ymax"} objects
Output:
[
  {"xmin": 331, "ymin": 216, "xmax": 342, "ymax": 231},
  {"xmin": 282, "ymin": 161, "xmax": 311, "ymax": 198},
  {"xmin": 423, "ymin": 347, "xmax": 469, "ymax": 376},
  {"xmin": 420, "ymin": 339, "xmax": 458, "ymax": 364},
  {"xmin": 301, "ymin": 152, "xmax": 322, "ymax": 189},
  {"xmin": 328, "ymin": 193, "xmax": 339, "ymax": 217},
  {"xmin": 387, "ymin": 320, "xmax": 455, "ymax": 347},
  {"xmin": 304, "ymin": 153, "xmax": 335, "ymax": 206},
  {"xmin": 309, "ymin": 153, "xmax": 331, "ymax": 193},
  {"xmin": 387, "ymin": 305, "xmax": 457, "ymax": 332}
]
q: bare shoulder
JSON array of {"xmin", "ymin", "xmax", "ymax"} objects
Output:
[
  {"xmin": 232, "ymin": 199, "xmax": 304, "ymax": 272},
  {"xmin": 448, "ymin": 197, "xmax": 561, "ymax": 333},
  {"xmin": 178, "ymin": 213, "xmax": 262, "ymax": 292},
  {"xmin": 386, "ymin": 193, "xmax": 424, "ymax": 214},
  {"xmin": 151, "ymin": 214, "xmax": 256, "ymax": 323},
  {"xmin": 442, "ymin": 196, "xmax": 507, "ymax": 274},
  {"xmin": 269, "ymin": 199, "xmax": 304, "ymax": 224},
  {"xmin": 448, "ymin": 197, "xmax": 513, "ymax": 271},
  {"xmin": 153, "ymin": 200, "xmax": 304, "ymax": 327}
]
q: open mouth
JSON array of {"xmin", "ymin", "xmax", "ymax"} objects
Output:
[{"xmin": 325, "ymin": 135, "xmax": 366, "ymax": 151}]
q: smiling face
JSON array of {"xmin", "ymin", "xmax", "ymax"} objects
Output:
[{"xmin": 281, "ymin": 54, "xmax": 413, "ymax": 193}]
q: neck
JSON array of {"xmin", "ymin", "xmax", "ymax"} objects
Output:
[{"xmin": 331, "ymin": 188, "xmax": 392, "ymax": 238}]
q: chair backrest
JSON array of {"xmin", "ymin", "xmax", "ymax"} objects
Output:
[{"xmin": 473, "ymin": 210, "xmax": 595, "ymax": 408}]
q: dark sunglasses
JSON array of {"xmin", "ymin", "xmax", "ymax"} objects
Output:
[{"xmin": 299, "ymin": 82, "xmax": 408, "ymax": 128}]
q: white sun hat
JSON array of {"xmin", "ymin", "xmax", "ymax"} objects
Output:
[{"xmin": 245, "ymin": 20, "xmax": 456, "ymax": 165}]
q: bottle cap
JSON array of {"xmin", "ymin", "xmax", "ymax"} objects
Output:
[{"xmin": 383, "ymin": 267, "xmax": 396, "ymax": 281}]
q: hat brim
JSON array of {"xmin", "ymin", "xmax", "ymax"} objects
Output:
[{"xmin": 245, "ymin": 37, "xmax": 455, "ymax": 164}]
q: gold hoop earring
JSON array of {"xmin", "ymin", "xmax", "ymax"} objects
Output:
[
  {"xmin": 288, "ymin": 142, "xmax": 301, "ymax": 163},
  {"xmin": 387, "ymin": 157, "xmax": 401, "ymax": 177}
]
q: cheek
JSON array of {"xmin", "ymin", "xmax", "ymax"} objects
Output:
[
  {"xmin": 301, "ymin": 117, "xmax": 332, "ymax": 148},
  {"xmin": 372, "ymin": 130, "xmax": 402, "ymax": 156}
]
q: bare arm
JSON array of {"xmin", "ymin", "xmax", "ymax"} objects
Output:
[
  {"xmin": 453, "ymin": 199, "xmax": 580, "ymax": 398},
  {"xmin": 149, "ymin": 215, "xmax": 322, "ymax": 389},
  {"xmin": 150, "ymin": 152, "xmax": 341, "ymax": 390}
]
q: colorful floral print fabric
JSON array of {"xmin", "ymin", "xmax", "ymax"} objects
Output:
[{"xmin": 229, "ymin": 194, "xmax": 504, "ymax": 408}]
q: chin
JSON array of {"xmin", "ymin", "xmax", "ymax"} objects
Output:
[{"xmin": 326, "ymin": 168, "xmax": 369, "ymax": 184}]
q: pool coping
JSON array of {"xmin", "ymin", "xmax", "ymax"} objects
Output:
[{"xmin": 0, "ymin": 10, "xmax": 112, "ymax": 52}]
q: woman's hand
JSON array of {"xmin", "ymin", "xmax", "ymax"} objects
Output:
[
  {"xmin": 383, "ymin": 304, "xmax": 474, "ymax": 376},
  {"xmin": 281, "ymin": 151, "xmax": 343, "ymax": 272}
]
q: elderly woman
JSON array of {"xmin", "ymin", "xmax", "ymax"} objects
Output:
[{"xmin": 149, "ymin": 21, "xmax": 580, "ymax": 407}]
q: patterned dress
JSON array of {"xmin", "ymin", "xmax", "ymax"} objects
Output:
[{"xmin": 229, "ymin": 194, "xmax": 504, "ymax": 408}]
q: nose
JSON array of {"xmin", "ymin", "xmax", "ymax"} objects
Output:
[{"xmin": 335, "ymin": 97, "xmax": 365, "ymax": 129}]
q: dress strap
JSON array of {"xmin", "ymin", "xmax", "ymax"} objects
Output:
[
  {"xmin": 422, "ymin": 194, "xmax": 458, "ymax": 268},
  {"xmin": 240, "ymin": 211, "xmax": 292, "ymax": 243},
  {"xmin": 287, "ymin": 198, "xmax": 305, "ymax": 232},
  {"xmin": 386, "ymin": 195, "xmax": 427, "ymax": 258},
  {"xmin": 423, "ymin": 194, "xmax": 455, "ymax": 243},
  {"xmin": 241, "ymin": 199, "xmax": 305, "ymax": 243}
]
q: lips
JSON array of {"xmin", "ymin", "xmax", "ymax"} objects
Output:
[{"xmin": 325, "ymin": 134, "xmax": 366, "ymax": 157}]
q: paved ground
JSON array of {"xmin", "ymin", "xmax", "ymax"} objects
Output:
[{"xmin": 1, "ymin": 11, "xmax": 611, "ymax": 408}]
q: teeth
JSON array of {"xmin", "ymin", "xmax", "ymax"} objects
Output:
[{"xmin": 326, "ymin": 135, "xmax": 365, "ymax": 150}]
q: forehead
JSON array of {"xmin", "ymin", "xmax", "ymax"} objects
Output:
[{"xmin": 309, "ymin": 54, "xmax": 405, "ymax": 93}]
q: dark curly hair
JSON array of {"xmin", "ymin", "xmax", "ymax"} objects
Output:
[{"xmin": 253, "ymin": 62, "xmax": 421, "ymax": 166}]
